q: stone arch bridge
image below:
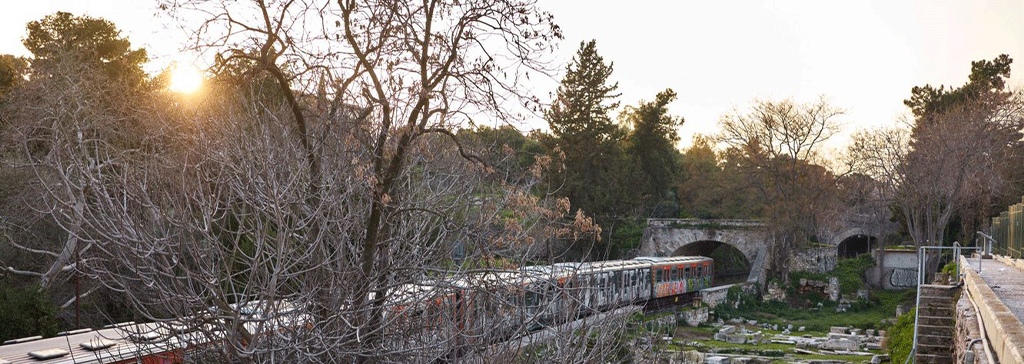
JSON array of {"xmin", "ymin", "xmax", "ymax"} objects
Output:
[
  {"xmin": 639, "ymin": 219, "xmax": 772, "ymax": 284},
  {"xmin": 639, "ymin": 217, "xmax": 894, "ymax": 284}
]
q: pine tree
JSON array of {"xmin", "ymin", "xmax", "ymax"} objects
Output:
[
  {"xmin": 546, "ymin": 40, "xmax": 636, "ymax": 219},
  {"xmin": 547, "ymin": 40, "xmax": 620, "ymax": 148},
  {"xmin": 623, "ymin": 89, "xmax": 684, "ymax": 210}
]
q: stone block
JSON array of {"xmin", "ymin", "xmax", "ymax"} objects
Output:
[
  {"xmin": 724, "ymin": 334, "xmax": 747, "ymax": 344},
  {"xmin": 718, "ymin": 325, "xmax": 736, "ymax": 334},
  {"xmin": 829, "ymin": 326, "xmax": 848, "ymax": 334},
  {"xmin": 857, "ymin": 289, "xmax": 870, "ymax": 300},
  {"xmin": 821, "ymin": 338, "xmax": 860, "ymax": 351},
  {"xmin": 865, "ymin": 329, "xmax": 875, "ymax": 336},
  {"xmin": 870, "ymin": 354, "xmax": 890, "ymax": 364},
  {"xmin": 706, "ymin": 356, "xmax": 731, "ymax": 364},
  {"xmin": 798, "ymin": 326, "xmax": 805, "ymax": 331}
]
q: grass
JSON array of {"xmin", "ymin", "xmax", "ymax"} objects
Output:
[
  {"xmin": 678, "ymin": 338, "xmax": 874, "ymax": 363},
  {"xmin": 717, "ymin": 289, "xmax": 913, "ymax": 332}
]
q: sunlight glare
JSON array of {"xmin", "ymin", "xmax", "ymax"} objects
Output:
[{"xmin": 169, "ymin": 63, "xmax": 203, "ymax": 93}]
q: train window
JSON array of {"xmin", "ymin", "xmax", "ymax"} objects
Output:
[
  {"xmin": 684, "ymin": 267, "xmax": 690, "ymax": 279},
  {"xmin": 655, "ymin": 269, "xmax": 662, "ymax": 283},
  {"xmin": 669, "ymin": 267, "xmax": 677, "ymax": 281},
  {"xmin": 697, "ymin": 266, "xmax": 703, "ymax": 276}
]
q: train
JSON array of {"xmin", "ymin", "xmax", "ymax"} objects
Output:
[{"xmin": 0, "ymin": 256, "xmax": 713, "ymax": 363}]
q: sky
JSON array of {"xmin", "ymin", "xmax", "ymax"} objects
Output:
[{"xmin": 2, "ymin": 1, "xmax": 1023, "ymax": 150}]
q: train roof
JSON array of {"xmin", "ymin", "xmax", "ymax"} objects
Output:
[
  {"xmin": 0, "ymin": 301, "xmax": 309, "ymax": 364},
  {"xmin": 0, "ymin": 322, "xmax": 180, "ymax": 364},
  {"xmin": 631, "ymin": 256, "xmax": 711, "ymax": 265}
]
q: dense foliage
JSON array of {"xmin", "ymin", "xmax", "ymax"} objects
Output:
[
  {"xmin": 0, "ymin": 283, "xmax": 59, "ymax": 342},
  {"xmin": 887, "ymin": 308, "xmax": 916, "ymax": 364}
]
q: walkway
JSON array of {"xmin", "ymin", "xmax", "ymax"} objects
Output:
[
  {"xmin": 961, "ymin": 256, "xmax": 1024, "ymax": 363},
  {"xmin": 973, "ymin": 258, "xmax": 1024, "ymax": 322}
]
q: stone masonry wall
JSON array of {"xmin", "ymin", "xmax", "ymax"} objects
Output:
[
  {"xmin": 955, "ymin": 294, "xmax": 990, "ymax": 364},
  {"xmin": 788, "ymin": 246, "xmax": 837, "ymax": 274}
]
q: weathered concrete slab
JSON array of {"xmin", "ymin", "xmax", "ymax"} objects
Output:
[{"xmin": 961, "ymin": 255, "xmax": 1024, "ymax": 363}]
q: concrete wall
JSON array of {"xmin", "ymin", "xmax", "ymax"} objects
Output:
[{"xmin": 865, "ymin": 249, "xmax": 918, "ymax": 289}]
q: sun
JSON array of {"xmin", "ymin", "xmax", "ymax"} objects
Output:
[{"xmin": 169, "ymin": 63, "xmax": 203, "ymax": 93}]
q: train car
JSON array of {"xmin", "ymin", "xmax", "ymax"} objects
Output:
[
  {"xmin": 634, "ymin": 256, "xmax": 713, "ymax": 300},
  {"xmin": 0, "ymin": 256, "xmax": 714, "ymax": 363}
]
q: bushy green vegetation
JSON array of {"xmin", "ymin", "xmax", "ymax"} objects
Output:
[
  {"xmin": 887, "ymin": 308, "xmax": 915, "ymax": 364},
  {"xmin": 788, "ymin": 254, "xmax": 876, "ymax": 295},
  {"xmin": 0, "ymin": 283, "xmax": 59, "ymax": 342},
  {"xmin": 834, "ymin": 254, "xmax": 876, "ymax": 294}
]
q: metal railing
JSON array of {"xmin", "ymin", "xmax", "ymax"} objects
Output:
[{"xmin": 906, "ymin": 242, "xmax": 982, "ymax": 364}]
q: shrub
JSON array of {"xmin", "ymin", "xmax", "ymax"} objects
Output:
[
  {"xmin": 887, "ymin": 308, "xmax": 915, "ymax": 363},
  {"xmin": 834, "ymin": 254, "xmax": 876, "ymax": 294},
  {"xmin": 0, "ymin": 283, "xmax": 59, "ymax": 342}
]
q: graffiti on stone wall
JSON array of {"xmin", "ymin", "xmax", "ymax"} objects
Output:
[{"xmin": 888, "ymin": 268, "xmax": 918, "ymax": 288}]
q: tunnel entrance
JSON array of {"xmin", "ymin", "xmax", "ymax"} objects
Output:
[
  {"xmin": 672, "ymin": 241, "xmax": 750, "ymax": 286},
  {"xmin": 837, "ymin": 234, "xmax": 876, "ymax": 259}
]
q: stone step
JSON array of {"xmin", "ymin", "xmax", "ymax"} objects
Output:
[
  {"xmin": 916, "ymin": 353, "xmax": 954, "ymax": 364},
  {"xmin": 921, "ymin": 297, "xmax": 950, "ymax": 305},
  {"xmin": 918, "ymin": 315, "xmax": 953, "ymax": 326},
  {"xmin": 920, "ymin": 284, "xmax": 958, "ymax": 292},
  {"xmin": 918, "ymin": 334, "xmax": 954, "ymax": 346},
  {"xmin": 919, "ymin": 306, "xmax": 954, "ymax": 317},
  {"xmin": 917, "ymin": 324, "xmax": 954, "ymax": 333}
]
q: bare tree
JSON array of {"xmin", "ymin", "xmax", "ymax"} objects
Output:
[
  {"xmin": 849, "ymin": 93, "xmax": 1024, "ymax": 248},
  {"xmin": 0, "ymin": 1, "xmax": 652, "ymax": 363},
  {"xmin": 717, "ymin": 97, "xmax": 844, "ymax": 277}
]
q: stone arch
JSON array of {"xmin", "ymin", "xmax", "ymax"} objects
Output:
[
  {"xmin": 830, "ymin": 228, "xmax": 877, "ymax": 259},
  {"xmin": 671, "ymin": 240, "xmax": 751, "ymax": 285},
  {"xmin": 640, "ymin": 220, "xmax": 772, "ymax": 285}
]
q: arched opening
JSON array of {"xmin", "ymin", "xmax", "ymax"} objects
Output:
[
  {"xmin": 837, "ymin": 234, "xmax": 876, "ymax": 259},
  {"xmin": 672, "ymin": 240, "xmax": 750, "ymax": 286}
]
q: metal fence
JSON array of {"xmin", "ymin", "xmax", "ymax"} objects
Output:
[{"xmin": 991, "ymin": 197, "xmax": 1024, "ymax": 258}]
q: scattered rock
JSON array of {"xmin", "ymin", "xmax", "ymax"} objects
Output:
[
  {"xmin": 829, "ymin": 326, "xmax": 848, "ymax": 334},
  {"xmin": 870, "ymin": 354, "xmax": 891, "ymax": 364},
  {"xmin": 706, "ymin": 355, "xmax": 731, "ymax": 364},
  {"xmin": 718, "ymin": 325, "xmax": 736, "ymax": 334},
  {"xmin": 857, "ymin": 289, "xmax": 870, "ymax": 300},
  {"xmin": 798, "ymin": 326, "xmax": 806, "ymax": 332}
]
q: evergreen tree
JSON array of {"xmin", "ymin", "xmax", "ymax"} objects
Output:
[
  {"xmin": 623, "ymin": 89, "xmax": 684, "ymax": 212},
  {"xmin": 546, "ymin": 40, "xmax": 635, "ymax": 218},
  {"xmin": 23, "ymin": 12, "xmax": 149, "ymax": 87}
]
